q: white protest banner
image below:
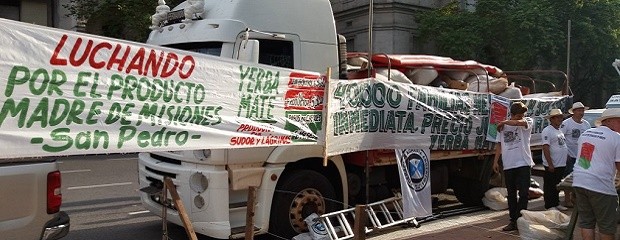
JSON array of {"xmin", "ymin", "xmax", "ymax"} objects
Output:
[
  {"xmin": 520, "ymin": 96, "xmax": 572, "ymax": 146},
  {"xmin": 0, "ymin": 19, "xmax": 325, "ymax": 159},
  {"xmin": 325, "ymin": 78, "xmax": 571, "ymax": 156},
  {"xmin": 396, "ymin": 147, "xmax": 432, "ymax": 218},
  {"xmin": 326, "ymin": 78, "xmax": 492, "ymax": 156}
]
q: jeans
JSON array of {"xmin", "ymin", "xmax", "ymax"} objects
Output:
[
  {"xmin": 504, "ymin": 166, "xmax": 531, "ymax": 221},
  {"xmin": 543, "ymin": 166, "xmax": 565, "ymax": 209},
  {"xmin": 564, "ymin": 156, "xmax": 575, "ymax": 177}
]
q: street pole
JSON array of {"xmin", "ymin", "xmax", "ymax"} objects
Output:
[{"xmin": 366, "ymin": 0, "xmax": 374, "ymax": 205}]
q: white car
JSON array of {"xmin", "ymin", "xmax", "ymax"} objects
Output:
[
  {"xmin": 583, "ymin": 108, "xmax": 605, "ymax": 127},
  {"xmin": 0, "ymin": 159, "xmax": 70, "ymax": 240}
]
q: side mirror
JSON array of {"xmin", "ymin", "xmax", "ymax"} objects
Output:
[{"xmin": 237, "ymin": 40, "xmax": 259, "ymax": 63}]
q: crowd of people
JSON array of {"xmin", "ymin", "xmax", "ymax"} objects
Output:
[{"xmin": 492, "ymin": 101, "xmax": 620, "ymax": 240}]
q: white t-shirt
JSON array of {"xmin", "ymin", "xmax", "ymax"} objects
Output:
[
  {"xmin": 541, "ymin": 125, "xmax": 568, "ymax": 167},
  {"xmin": 498, "ymin": 117, "xmax": 534, "ymax": 170},
  {"xmin": 561, "ymin": 117, "xmax": 591, "ymax": 158},
  {"xmin": 572, "ymin": 126, "xmax": 620, "ymax": 196}
]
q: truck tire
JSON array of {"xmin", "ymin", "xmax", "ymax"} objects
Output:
[
  {"xmin": 450, "ymin": 157, "xmax": 493, "ymax": 206},
  {"xmin": 269, "ymin": 170, "xmax": 337, "ymax": 239},
  {"xmin": 451, "ymin": 175, "xmax": 487, "ymax": 206}
]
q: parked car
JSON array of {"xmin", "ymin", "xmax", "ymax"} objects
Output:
[{"xmin": 0, "ymin": 159, "xmax": 69, "ymax": 240}]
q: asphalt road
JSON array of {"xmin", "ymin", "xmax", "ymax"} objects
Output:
[{"xmin": 58, "ymin": 154, "xmax": 212, "ymax": 240}]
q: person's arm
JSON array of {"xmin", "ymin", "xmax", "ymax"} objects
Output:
[
  {"xmin": 543, "ymin": 144, "xmax": 554, "ymax": 172},
  {"xmin": 497, "ymin": 118, "xmax": 528, "ymax": 131},
  {"xmin": 493, "ymin": 142, "xmax": 502, "ymax": 173},
  {"xmin": 503, "ymin": 119, "xmax": 529, "ymax": 127}
]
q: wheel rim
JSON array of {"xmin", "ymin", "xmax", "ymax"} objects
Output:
[{"xmin": 288, "ymin": 188, "xmax": 326, "ymax": 233}]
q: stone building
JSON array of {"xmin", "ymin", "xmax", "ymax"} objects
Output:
[
  {"xmin": 0, "ymin": 0, "xmax": 76, "ymax": 30},
  {"xmin": 331, "ymin": 0, "xmax": 474, "ymax": 54}
]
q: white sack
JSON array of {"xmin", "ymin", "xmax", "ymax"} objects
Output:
[{"xmin": 517, "ymin": 209, "xmax": 570, "ymax": 240}]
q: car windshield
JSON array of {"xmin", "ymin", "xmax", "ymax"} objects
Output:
[{"xmin": 164, "ymin": 42, "xmax": 223, "ymax": 57}]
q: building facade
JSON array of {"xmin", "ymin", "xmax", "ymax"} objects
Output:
[
  {"xmin": 331, "ymin": 0, "xmax": 459, "ymax": 54},
  {"xmin": 0, "ymin": 0, "xmax": 76, "ymax": 30}
]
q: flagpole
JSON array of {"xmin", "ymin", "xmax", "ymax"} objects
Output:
[
  {"xmin": 566, "ymin": 20, "xmax": 571, "ymax": 95},
  {"xmin": 365, "ymin": 0, "xmax": 374, "ymax": 204}
]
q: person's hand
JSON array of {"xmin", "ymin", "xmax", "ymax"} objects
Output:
[
  {"xmin": 497, "ymin": 121, "xmax": 506, "ymax": 132},
  {"xmin": 548, "ymin": 165, "xmax": 555, "ymax": 173},
  {"xmin": 493, "ymin": 161, "xmax": 500, "ymax": 173}
]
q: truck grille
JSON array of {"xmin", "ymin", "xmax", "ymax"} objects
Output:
[
  {"xmin": 150, "ymin": 153, "xmax": 182, "ymax": 165},
  {"xmin": 145, "ymin": 166, "xmax": 177, "ymax": 179}
]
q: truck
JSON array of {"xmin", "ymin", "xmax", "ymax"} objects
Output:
[
  {"xmin": 0, "ymin": 159, "xmax": 69, "ymax": 240},
  {"xmin": 138, "ymin": 0, "xmax": 571, "ymax": 239}
]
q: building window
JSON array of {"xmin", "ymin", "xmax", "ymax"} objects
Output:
[
  {"xmin": 0, "ymin": 0, "xmax": 20, "ymax": 21},
  {"xmin": 346, "ymin": 38, "xmax": 355, "ymax": 52}
]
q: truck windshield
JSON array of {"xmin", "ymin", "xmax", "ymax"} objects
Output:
[{"xmin": 164, "ymin": 42, "xmax": 223, "ymax": 56}]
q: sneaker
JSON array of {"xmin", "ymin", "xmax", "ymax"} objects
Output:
[
  {"xmin": 502, "ymin": 221, "xmax": 517, "ymax": 231},
  {"xmin": 556, "ymin": 205, "xmax": 568, "ymax": 211}
]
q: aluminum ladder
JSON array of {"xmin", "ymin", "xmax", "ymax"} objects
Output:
[{"xmin": 318, "ymin": 194, "xmax": 418, "ymax": 240}]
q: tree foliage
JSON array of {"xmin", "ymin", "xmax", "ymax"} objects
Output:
[
  {"xmin": 418, "ymin": 0, "xmax": 620, "ymax": 107},
  {"xmin": 64, "ymin": 0, "xmax": 184, "ymax": 42}
]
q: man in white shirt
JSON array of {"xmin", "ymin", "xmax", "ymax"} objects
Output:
[
  {"xmin": 572, "ymin": 108, "xmax": 620, "ymax": 240},
  {"xmin": 493, "ymin": 102, "xmax": 534, "ymax": 232},
  {"xmin": 561, "ymin": 102, "xmax": 591, "ymax": 207},
  {"xmin": 541, "ymin": 109, "xmax": 568, "ymax": 210}
]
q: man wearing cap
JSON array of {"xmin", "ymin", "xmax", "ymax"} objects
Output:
[
  {"xmin": 541, "ymin": 109, "xmax": 569, "ymax": 211},
  {"xmin": 561, "ymin": 102, "xmax": 591, "ymax": 207},
  {"xmin": 493, "ymin": 102, "xmax": 534, "ymax": 232},
  {"xmin": 572, "ymin": 108, "xmax": 620, "ymax": 240}
]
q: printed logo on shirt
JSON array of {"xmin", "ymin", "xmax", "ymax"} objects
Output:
[
  {"xmin": 578, "ymin": 142, "xmax": 595, "ymax": 169},
  {"xmin": 503, "ymin": 131, "xmax": 520, "ymax": 143},
  {"xmin": 544, "ymin": 136, "xmax": 548, "ymax": 141},
  {"xmin": 558, "ymin": 136, "xmax": 566, "ymax": 146},
  {"xmin": 571, "ymin": 129, "xmax": 581, "ymax": 139}
]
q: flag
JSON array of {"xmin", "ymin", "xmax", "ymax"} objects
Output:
[{"xmin": 395, "ymin": 148, "xmax": 432, "ymax": 218}]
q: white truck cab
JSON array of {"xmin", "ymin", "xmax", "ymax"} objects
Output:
[
  {"xmin": 139, "ymin": 0, "xmax": 347, "ymax": 239},
  {"xmin": 583, "ymin": 94, "xmax": 620, "ymax": 126}
]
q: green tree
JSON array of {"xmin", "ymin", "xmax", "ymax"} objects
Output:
[
  {"xmin": 64, "ymin": 0, "xmax": 184, "ymax": 42},
  {"xmin": 418, "ymin": 0, "xmax": 620, "ymax": 107}
]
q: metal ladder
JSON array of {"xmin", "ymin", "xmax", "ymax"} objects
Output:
[{"xmin": 318, "ymin": 194, "xmax": 418, "ymax": 240}]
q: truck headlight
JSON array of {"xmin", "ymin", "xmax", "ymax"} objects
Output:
[
  {"xmin": 193, "ymin": 149, "xmax": 211, "ymax": 160},
  {"xmin": 194, "ymin": 195, "xmax": 205, "ymax": 209},
  {"xmin": 189, "ymin": 172, "xmax": 209, "ymax": 193}
]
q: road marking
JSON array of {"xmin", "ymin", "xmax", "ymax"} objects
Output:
[
  {"xmin": 128, "ymin": 210, "xmax": 150, "ymax": 215},
  {"xmin": 67, "ymin": 182, "xmax": 133, "ymax": 190},
  {"xmin": 61, "ymin": 169, "xmax": 91, "ymax": 174},
  {"xmin": 106, "ymin": 158, "xmax": 137, "ymax": 161}
]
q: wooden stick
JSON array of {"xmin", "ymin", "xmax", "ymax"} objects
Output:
[
  {"xmin": 323, "ymin": 67, "xmax": 332, "ymax": 167},
  {"xmin": 161, "ymin": 179, "xmax": 168, "ymax": 240},
  {"xmin": 245, "ymin": 186, "xmax": 258, "ymax": 239},
  {"xmin": 353, "ymin": 205, "xmax": 367, "ymax": 240},
  {"xmin": 164, "ymin": 177, "xmax": 198, "ymax": 240}
]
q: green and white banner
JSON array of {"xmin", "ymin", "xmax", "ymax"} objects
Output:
[
  {"xmin": 0, "ymin": 19, "xmax": 324, "ymax": 158},
  {"xmin": 324, "ymin": 78, "xmax": 570, "ymax": 156},
  {"xmin": 0, "ymin": 19, "xmax": 573, "ymax": 159}
]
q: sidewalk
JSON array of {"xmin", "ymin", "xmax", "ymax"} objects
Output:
[{"xmin": 365, "ymin": 193, "xmax": 616, "ymax": 240}]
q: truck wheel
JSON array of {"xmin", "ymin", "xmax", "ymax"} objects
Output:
[
  {"xmin": 451, "ymin": 175, "xmax": 487, "ymax": 206},
  {"xmin": 450, "ymin": 157, "xmax": 493, "ymax": 206},
  {"xmin": 269, "ymin": 170, "xmax": 337, "ymax": 238}
]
